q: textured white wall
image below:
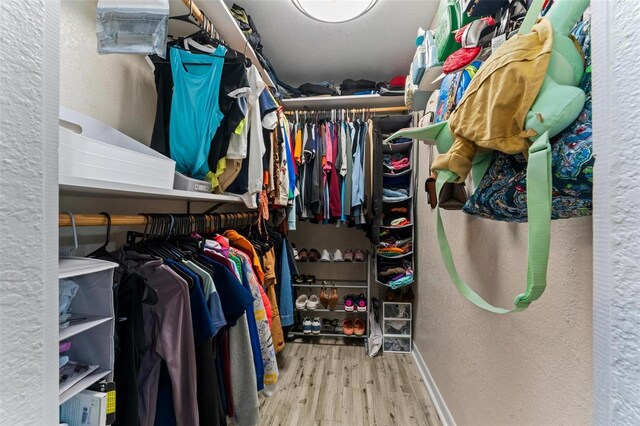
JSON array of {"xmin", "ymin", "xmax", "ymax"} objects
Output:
[
  {"xmin": 0, "ymin": 0, "xmax": 60, "ymax": 423},
  {"xmin": 592, "ymin": 1, "xmax": 640, "ymax": 424},
  {"xmin": 412, "ymin": 142, "xmax": 593, "ymax": 424},
  {"xmin": 60, "ymin": 0, "xmax": 156, "ymax": 144}
]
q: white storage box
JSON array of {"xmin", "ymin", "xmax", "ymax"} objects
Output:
[{"xmin": 59, "ymin": 107, "xmax": 176, "ymax": 189}]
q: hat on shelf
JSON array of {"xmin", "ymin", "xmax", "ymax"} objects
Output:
[{"xmin": 443, "ymin": 17, "xmax": 495, "ymax": 75}]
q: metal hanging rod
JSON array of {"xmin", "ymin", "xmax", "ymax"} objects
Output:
[{"xmin": 59, "ymin": 212, "xmax": 259, "ymax": 227}]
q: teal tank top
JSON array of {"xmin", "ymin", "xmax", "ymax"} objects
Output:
[{"xmin": 169, "ymin": 45, "xmax": 226, "ymax": 180}]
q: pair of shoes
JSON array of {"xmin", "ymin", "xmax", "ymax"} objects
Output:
[
  {"xmin": 297, "ymin": 249, "xmax": 321, "ymax": 262},
  {"xmin": 320, "ymin": 283, "xmax": 338, "ymax": 311},
  {"xmin": 322, "ymin": 318, "xmax": 339, "ymax": 332},
  {"xmin": 342, "ymin": 319, "xmax": 366, "ymax": 336},
  {"xmin": 343, "ymin": 249, "xmax": 367, "ymax": 262},
  {"xmin": 296, "ymin": 294, "xmax": 321, "ymax": 310},
  {"xmin": 319, "ymin": 249, "xmax": 344, "ymax": 262},
  {"xmin": 298, "ymin": 249, "xmax": 320, "ymax": 262},
  {"xmin": 293, "ymin": 274, "xmax": 316, "ymax": 284},
  {"xmin": 343, "ymin": 294, "xmax": 367, "ymax": 312},
  {"xmin": 385, "ymin": 286, "xmax": 415, "ymax": 302},
  {"xmin": 303, "ymin": 317, "xmax": 321, "ymax": 334}
]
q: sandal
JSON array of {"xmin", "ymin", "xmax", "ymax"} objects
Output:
[
  {"xmin": 342, "ymin": 319, "xmax": 354, "ymax": 336},
  {"xmin": 305, "ymin": 275, "xmax": 316, "ymax": 284},
  {"xmin": 353, "ymin": 319, "xmax": 366, "ymax": 336},
  {"xmin": 343, "ymin": 294, "xmax": 355, "ymax": 312},
  {"xmin": 355, "ymin": 294, "xmax": 367, "ymax": 312},
  {"xmin": 293, "ymin": 274, "xmax": 306, "ymax": 284}
]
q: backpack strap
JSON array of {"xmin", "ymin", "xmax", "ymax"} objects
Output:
[
  {"xmin": 435, "ymin": 132, "xmax": 551, "ymax": 313},
  {"xmin": 518, "ymin": 0, "xmax": 546, "ymax": 35}
]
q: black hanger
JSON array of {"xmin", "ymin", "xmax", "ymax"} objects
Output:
[{"xmin": 87, "ymin": 212, "xmax": 122, "ymax": 262}]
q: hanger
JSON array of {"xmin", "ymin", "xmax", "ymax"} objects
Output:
[
  {"xmin": 64, "ymin": 212, "xmax": 78, "ymax": 256},
  {"xmin": 87, "ymin": 212, "xmax": 113, "ymax": 258}
]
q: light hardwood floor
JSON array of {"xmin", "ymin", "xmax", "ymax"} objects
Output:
[{"xmin": 258, "ymin": 339, "xmax": 443, "ymax": 426}]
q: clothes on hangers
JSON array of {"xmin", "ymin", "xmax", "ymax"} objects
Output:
[
  {"xmin": 287, "ymin": 113, "xmax": 369, "ymax": 226},
  {"xmin": 149, "ymin": 32, "xmax": 296, "ymax": 210},
  {"xmin": 169, "ymin": 45, "xmax": 227, "ymax": 180},
  {"xmin": 94, "ymin": 217, "xmax": 290, "ymax": 426}
]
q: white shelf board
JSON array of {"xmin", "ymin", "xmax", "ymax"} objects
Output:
[
  {"xmin": 60, "ymin": 315, "xmax": 113, "ymax": 341},
  {"xmin": 59, "ymin": 176, "xmax": 244, "ymax": 204},
  {"xmin": 59, "ymin": 257, "xmax": 118, "ymax": 279},
  {"xmin": 281, "ymin": 94, "xmax": 406, "ymax": 110},
  {"xmin": 182, "ymin": 0, "xmax": 276, "ymax": 87},
  {"xmin": 59, "ymin": 369, "xmax": 111, "ymax": 404}
]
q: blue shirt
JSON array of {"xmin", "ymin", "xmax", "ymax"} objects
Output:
[{"xmin": 169, "ymin": 46, "xmax": 227, "ymax": 179}]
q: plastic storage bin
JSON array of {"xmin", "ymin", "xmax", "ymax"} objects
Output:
[
  {"xmin": 59, "ymin": 107, "xmax": 176, "ymax": 189},
  {"xmin": 383, "ymin": 336, "xmax": 411, "ymax": 353},
  {"xmin": 382, "ymin": 302, "xmax": 412, "ymax": 354},
  {"xmin": 384, "ymin": 319, "xmax": 411, "ymax": 336}
]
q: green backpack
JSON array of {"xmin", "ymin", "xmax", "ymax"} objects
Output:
[
  {"xmin": 386, "ymin": 0, "xmax": 590, "ymax": 313},
  {"xmin": 434, "ymin": 0, "xmax": 477, "ymax": 63}
]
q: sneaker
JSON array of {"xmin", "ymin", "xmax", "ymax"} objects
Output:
[
  {"xmin": 303, "ymin": 317, "xmax": 312, "ymax": 334},
  {"xmin": 295, "ymin": 294, "xmax": 308, "ymax": 310},
  {"xmin": 355, "ymin": 294, "xmax": 367, "ymax": 312},
  {"xmin": 343, "ymin": 294, "xmax": 355, "ymax": 312},
  {"xmin": 343, "ymin": 249, "xmax": 354, "ymax": 262},
  {"xmin": 311, "ymin": 317, "xmax": 321, "ymax": 334},
  {"xmin": 306, "ymin": 294, "xmax": 320, "ymax": 310},
  {"xmin": 320, "ymin": 249, "xmax": 332, "ymax": 262},
  {"xmin": 333, "ymin": 249, "xmax": 343, "ymax": 262}
]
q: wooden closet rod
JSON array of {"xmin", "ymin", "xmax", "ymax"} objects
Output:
[
  {"xmin": 59, "ymin": 212, "xmax": 259, "ymax": 227},
  {"xmin": 180, "ymin": 0, "xmax": 207, "ymax": 27},
  {"xmin": 284, "ymin": 106, "xmax": 408, "ymax": 114}
]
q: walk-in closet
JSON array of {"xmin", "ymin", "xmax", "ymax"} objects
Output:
[{"xmin": 1, "ymin": 0, "xmax": 640, "ymax": 425}]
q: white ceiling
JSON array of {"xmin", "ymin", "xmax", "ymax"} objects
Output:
[{"xmin": 223, "ymin": 0, "xmax": 440, "ymax": 87}]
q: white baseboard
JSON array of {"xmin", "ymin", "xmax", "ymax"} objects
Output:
[{"xmin": 411, "ymin": 343, "xmax": 456, "ymax": 426}]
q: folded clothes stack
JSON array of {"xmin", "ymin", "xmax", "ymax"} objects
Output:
[
  {"xmin": 298, "ymin": 82, "xmax": 339, "ymax": 97},
  {"xmin": 383, "ymin": 187, "xmax": 409, "ymax": 202},
  {"xmin": 340, "ymin": 78, "xmax": 378, "ymax": 95},
  {"xmin": 377, "ymin": 76, "xmax": 406, "ymax": 96},
  {"xmin": 377, "ymin": 237, "xmax": 413, "ymax": 256},
  {"xmin": 387, "ymin": 136, "xmax": 412, "ymax": 145},
  {"xmin": 383, "ymin": 153, "xmax": 411, "ymax": 174},
  {"xmin": 382, "ymin": 205, "xmax": 411, "ymax": 227},
  {"xmin": 377, "ymin": 260, "xmax": 413, "ymax": 288}
]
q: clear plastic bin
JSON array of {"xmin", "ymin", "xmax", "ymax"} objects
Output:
[
  {"xmin": 383, "ymin": 302, "xmax": 412, "ymax": 320},
  {"xmin": 383, "ymin": 336, "xmax": 411, "ymax": 353},
  {"xmin": 384, "ymin": 319, "xmax": 411, "ymax": 336}
]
